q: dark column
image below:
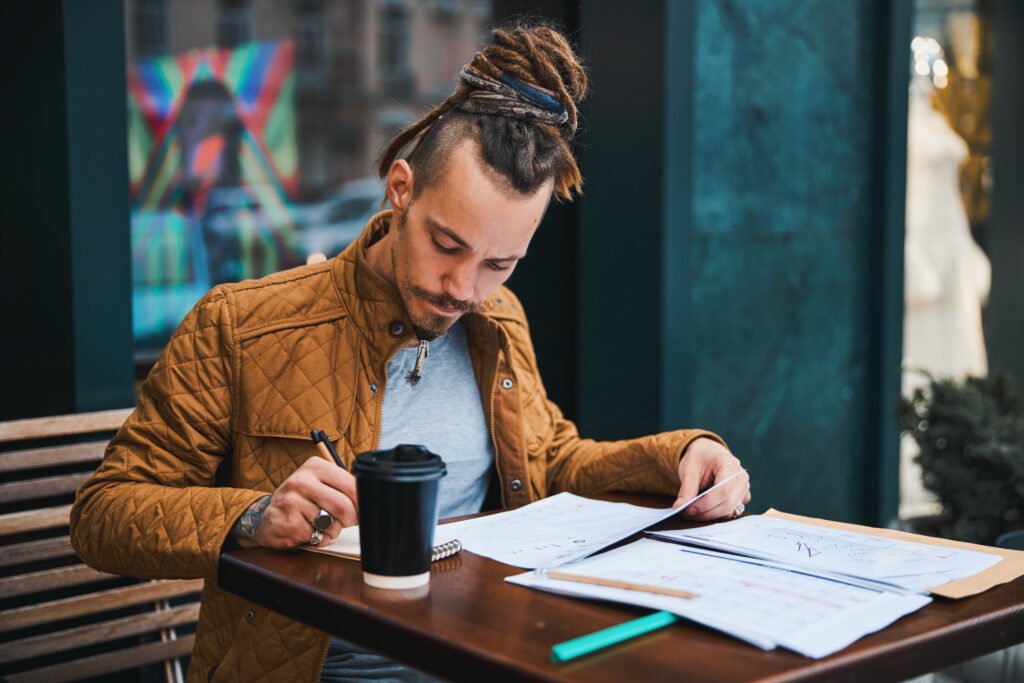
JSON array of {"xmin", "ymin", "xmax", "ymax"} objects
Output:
[
  {"xmin": 0, "ymin": 0, "xmax": 134, "ymax": 419},
  {"xmin": 986, "ymin": 0, "xmax": 1024, "ymax": 392},
  {"xmin": 64, "ymin": 0, "xmax": 135, "ymax": 412},
  {"xmin": 866, "ymin": 0, "xmax": 912, "ymax": 525},
  {"xmin": 0, "ymin": 1, "xmax": 77, "ymax": 419},
  {"xmin": 576, "ymin": 0, "xmax": 668, "ymax": 440}
]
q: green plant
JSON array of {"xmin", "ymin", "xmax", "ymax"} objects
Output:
[{"xmin": 897, "ymin": 372, "xmax": 1024, "ymax": 544}]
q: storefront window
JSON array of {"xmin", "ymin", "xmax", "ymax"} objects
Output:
[
  {"xmin": 900, "ymin": 0, "xmax": 993, "ymax": 518},
  {"xmin": 124, "ymin": 0, "xmax": 492, "ymax": 361}
]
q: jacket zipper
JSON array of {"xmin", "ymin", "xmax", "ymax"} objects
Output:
[
  {"xmin": 373, "ymin": 343, "xmax": 403, "ymax": 451},
  {"xmin": 487, "ymin": 365, "xmax": 504, "ymax": 508},
  {"xmin": 314, "ymin": 635, "xmax": 330, "ymax": 682}
]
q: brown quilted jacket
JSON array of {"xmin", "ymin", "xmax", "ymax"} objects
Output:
[{"xmin": 70, "ymin": 212, "xmax": 724, "ymax": 682}]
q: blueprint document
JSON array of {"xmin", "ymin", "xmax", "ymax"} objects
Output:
[
  {"xmin": 439, "ymin": 492, "xmax": 680, "ymax": 568},
  {"xmin": 507, "ymin": 538, "xmax": 932, "ymax": 659},
  {"xmin": 439, "ymin": 472, "xmax": 743, "ymax": 568},
  {"xmin": 649, "ymin": 515, "xmax": 1002, "ymax": 593}
]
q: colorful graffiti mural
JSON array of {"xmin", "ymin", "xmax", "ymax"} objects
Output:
[{"xmin": 127, "ymin": 39, "xmax": 301, "ymax": 349}]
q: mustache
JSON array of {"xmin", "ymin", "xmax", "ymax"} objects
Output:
[{"xmin": 409, "ymin": 285, "xmax": 483, "ymax": 314}]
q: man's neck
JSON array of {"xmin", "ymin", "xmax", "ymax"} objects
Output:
[{"xmin": 364, "ymin": 216, "xmax": 397, "ymax": 285}]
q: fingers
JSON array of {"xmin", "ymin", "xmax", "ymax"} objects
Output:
[
  {"xmin": 674, "ymin": 438, "xmax": 751, "ymax": 520},
  {"xmin": 672, "ymin": 467, "xmax": 702, "ymax": 510},
  {"xmin": 683, "ymin": 470, "xmax": 749, "ymax": 521},
  {"xmin": 297, "ymin": 458, "xmax": 359, "ymax": 528},
  {"xmin": 255, "ymin": 457, "xmax": 359, "ymax": 548}
]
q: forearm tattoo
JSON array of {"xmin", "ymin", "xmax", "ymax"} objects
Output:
[{"xmin": 232, "ymin": 494, "xmax": 272, "ymax": 541}]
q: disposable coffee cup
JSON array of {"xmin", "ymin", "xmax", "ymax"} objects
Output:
[{"xmin": 353, "ymin": 444, "xmax": 446, "ymax": 589}]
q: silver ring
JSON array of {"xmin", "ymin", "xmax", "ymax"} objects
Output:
[
  {"xmin": 308, "ymin": 528, "xmax": 324, "ymax": 546},
  {"xmin": 313, "ymin": 509, "xmax": 334, "ymax": 531},
  {"xmin": 732, "ymin": 503, "xmax": 745, "ymax": 518}
]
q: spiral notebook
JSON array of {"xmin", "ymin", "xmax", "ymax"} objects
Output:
[{"xmin": 300, "ymin": 524, "xmax": 463, "ymax": 562}]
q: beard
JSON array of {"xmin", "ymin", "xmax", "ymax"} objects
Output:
[{"xmin": 390, "ymin": 214, "xmax": 483, "ymax": 340}]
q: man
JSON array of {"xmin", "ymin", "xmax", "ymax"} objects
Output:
[{"xmin": 72, "ymin": 21, "xmax": 749, "ymax": 683}]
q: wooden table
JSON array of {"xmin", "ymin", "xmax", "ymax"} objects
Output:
[{"xmin": 218, "ymin": 495, "xmax": 1024, "ymax": 682}]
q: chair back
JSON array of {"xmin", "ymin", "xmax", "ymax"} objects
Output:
[{"xmin": 0, "ymin": 409, "xmax": 201, "ymax": 683}]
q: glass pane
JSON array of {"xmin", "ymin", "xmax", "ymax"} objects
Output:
[
  {"xmin": 900, "ymin": 0, "xmax": 993, "ymax": 519},
  {"xmin": 124, "ymin": 0, "xmax": 492, "ymax": 357}
]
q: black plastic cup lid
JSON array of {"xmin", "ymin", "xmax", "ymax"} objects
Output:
[{"xmin": 353, "ymin": 444, "xmax": 447, "ymax": 481}]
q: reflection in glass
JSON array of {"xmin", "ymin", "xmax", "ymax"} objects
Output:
[
  {"xmin": 124, "ymin": 0, "xmax": 492, "ymax": 358},
  {"xmin": 127, "ymin": 39, "xmax": 302, "ymax": 349},
  {"xmin": 901, "ymin": 2, "xmax": 993, "ymax": 519}
]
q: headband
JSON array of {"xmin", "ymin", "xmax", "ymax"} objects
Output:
[{"xmin": 456, "ymin": 53, "xmax": 574, "ymax": 130}]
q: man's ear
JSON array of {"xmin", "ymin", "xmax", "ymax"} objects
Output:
[{"xmin": 386, "ymin": 160, "xmax": 414, "ymax": 214}]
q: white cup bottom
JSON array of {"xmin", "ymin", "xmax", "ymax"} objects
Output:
[{"xmin": 362, "ymin": 571, "xmax": 430, "ymax": 589}]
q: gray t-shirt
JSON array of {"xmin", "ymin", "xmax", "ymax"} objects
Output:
[
  {"xmin": 321, "ymin": 320, "xmax": 494, "ymax": 682},
  {"xmin": 378, "ymin": 320, "xmax": 494, "ymax": 518}
]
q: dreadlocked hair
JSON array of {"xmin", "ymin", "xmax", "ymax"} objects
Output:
[{"xmin": 377, "ymin": 19, "xmax": 587, "ymax": 202}]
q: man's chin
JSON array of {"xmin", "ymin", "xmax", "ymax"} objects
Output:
[{"xmin": 410, "ymin": 314, "xmax": 458, "ymax": 341}]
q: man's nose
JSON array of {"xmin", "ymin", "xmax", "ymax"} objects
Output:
[{"xmin": 443, "ymin": 262, "xmax": 475, "ymax": 302}]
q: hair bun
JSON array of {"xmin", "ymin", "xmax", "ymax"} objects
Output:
[{"xmin": 483, "ymin": 21, "xmax": 587, "ymax": 133}]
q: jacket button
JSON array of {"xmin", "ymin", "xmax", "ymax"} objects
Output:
[
  {"xmin": 509, "ymin": 479, "xmax": 522, "ymax": 491},
  {"xmin": 369, "ymin": 383, "xmax": 379, "ymax": 393},
  {"xmin": 246, "ymin": 610, "xmax": 255, "ymax": 620},
  {"xmin": 388, "ymin": 321, "xmax": 406, "ymax": 337},
  {"xmin": 501, "ymin": 378, "xmax": 514, "ymax": 390}
]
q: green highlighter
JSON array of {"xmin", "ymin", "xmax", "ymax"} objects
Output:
[{"xmin": 550, "ymin": 611, "xmax": 679, "ymax": 663}]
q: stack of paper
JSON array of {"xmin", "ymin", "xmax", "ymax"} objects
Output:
[
  {"xmin": 506, "ymin": 538, "xmax": 932, "ymax": 658},
  {"xmin": 648, "ymin": 515, "xmax": 1001, "ymax": 594},
  {"xmin": 441, "ymin": 494, "xmax": 1009, "ymax": 659}
]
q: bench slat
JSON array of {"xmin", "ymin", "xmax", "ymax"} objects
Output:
[
  {"xmin": 0, "ymin": 563, "xmax": 114, "ymax": 599},
  {"xmin": 0, "ymin": 441, "xmax": 107, "ymax": 473},
  {"xmin": 0, "ymin": 537, "xmax": 75, "ymax": 568},
  {"xmin": 0, "ymin": 601, "xmax": 200, "ymax": 662},
  {"xmin": 0, "ymin": 504, "xmax": 72, "ymax": 535},
  {"xmin": 0, "ymin": 578, "xmax": 204, "ymax": 633},
  {"xmin": 5, "ymin": 633, "xmax": 195, "ymax": 683},
  {"xmin": 0, "ymin": 472, "xmax": 93, "ymax": 504},
  {"xmin": 0, "ymin": 409, "xmax": 132, "ymax": 443}
]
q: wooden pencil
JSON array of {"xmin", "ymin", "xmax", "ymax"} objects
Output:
[{"xmin": 545, "ymin": 570, "xmax": 698, "ymax": 599}]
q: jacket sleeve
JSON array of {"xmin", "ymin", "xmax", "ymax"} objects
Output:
[
  {"xmin": 542, "ymin": 399, "xmax": 726, "ymax": 498},
  {"xmin": 70, "ymin": 288, "xmax": 267, "ymax": 580}
]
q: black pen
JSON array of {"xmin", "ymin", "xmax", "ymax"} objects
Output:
[{"xmin": 311, "ymin": 429, "xmax": 346, "ymax": 470}]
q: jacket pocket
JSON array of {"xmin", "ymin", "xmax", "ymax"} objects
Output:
[{"xmin": 209, "ymin": 605, "xmax": 262, "ymax": 683}]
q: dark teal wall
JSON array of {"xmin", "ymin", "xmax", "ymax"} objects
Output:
[
  {"xmin": 575, "ymin": 0, "xmax": 908, "ymax": 524},
  {"xmin": 685, "ymin": 0, "xmax": 888, "ymax": 521}
]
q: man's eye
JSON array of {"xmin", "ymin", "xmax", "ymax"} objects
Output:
[
  {"xmin": 432, "ymin": 239, "xmax": 459, "ymax": 254},
  {"xmin": 486, "ymin": 261, "xmax": 512, "ymax": 272}
]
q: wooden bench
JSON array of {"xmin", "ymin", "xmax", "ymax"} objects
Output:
[{"xmin": 0, "ymin": 409, "xmax": 202, "ymax": 683}]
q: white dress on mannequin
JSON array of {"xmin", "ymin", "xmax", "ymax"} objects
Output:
[{"xmin": 900, "ymin": 76, "xmax": 991, "ymax": 519}]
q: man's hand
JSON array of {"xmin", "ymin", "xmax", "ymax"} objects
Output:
[
  {"xmin": 230, "ymin": 457, "xmax": 358, "ymax": 549},
  {"xmin": 673, "ymin": 437, "xmax": 751, "ymax": 520}
]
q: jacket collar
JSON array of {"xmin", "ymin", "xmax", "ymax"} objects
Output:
[{"xmin": 329, "ymin": 211, "xmax": 511, "ymax": 363}]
